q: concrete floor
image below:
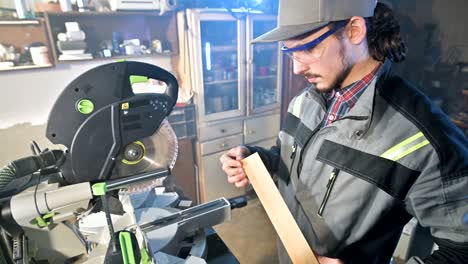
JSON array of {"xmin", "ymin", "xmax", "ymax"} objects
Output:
[
  {"xmin": 211, "ymin": 194, "xmax": 421, "ymax": 264},
  {"xmin": 214, "ymin": 195, "xmax": 279, "ymax": 264}
]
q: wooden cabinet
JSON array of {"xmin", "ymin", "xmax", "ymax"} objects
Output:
[
  {"xmin": 44, "ymin": 11, "xmax": 178, "ymax": 63},
  {"xmin": 244, "ymin": 113, "xmax": 280, "ymax": 144},
  {"xmin": 0, "ymin": 11, "xmax": 178, "ymax": 72},
  {"xmin": 198, "ymin": 119, "xmax": 243, "ymax": 142},
  {"xmin": 196, "ymin": 112, "xmax": 280, "ymax": 203},
  {"xmin": 0, "ymin": 19, "xmax": 54, "ymax": 72},
  {"xmin": 183, "ymin": 9, "xmax": 281, "ymax": 124},
  {"xmin": 183, "ymin": 9, "xmax": 281, "ymax": 123},
  {"xmin": 180, "ymin": 9, "xmax": 282, "ymax": 203},
  {"xmin": 200, "ymin": 134, "xmax": 243, "ymax": 156}
]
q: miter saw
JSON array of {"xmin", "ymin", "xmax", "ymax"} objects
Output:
[{"xmin": 0, "ymin": 61, "xmax": 245, "ymax": 264}]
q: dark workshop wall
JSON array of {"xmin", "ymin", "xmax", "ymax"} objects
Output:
[{"xmin": 387, "ymin": 0, "xmax": 468, "ymax": 115}]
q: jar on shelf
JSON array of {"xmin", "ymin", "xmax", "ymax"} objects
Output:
[
  {"xmin": 30, "ymin": 46, "xmax": 51, "ymax": 65},
  {"xmin": 58, "ymin": 0, "xmax": 72, "ymax": 12}
]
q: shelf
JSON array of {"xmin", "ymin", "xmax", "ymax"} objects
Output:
[
  {"xmin": 58, "ymin": 57, "xmax": 92, "ymax": 62},
  {"xmin": 56, "ymin": 52, "xmax": 174, "ymax": 63},
  {"xmin": 253, "ymin": 43, "xmax": 278, "ymax": 50},
  {"xmin": 0, "ymin": 10, "xmax": 178, "ymax": 71},
  {"xmin": 0, "ymin": 64, "xmax": 53, "ymax": 72},
  {"xmin": 0, "ymin": 19, "xmax": 40, "ymax": 25},
  {"xmin": 44, "ymin": 11, "xmax": 179, "ymax": 64},
  {"xmin": 210, "ymin": 45, "xmax": 237, "ymax": 52},
  {"xmin": 204, "ymin": 79, "xmax": 237, "ymax": 85},
  {"xmin": 45, "ymin": 11, "xmax": 169, "ymax": 17},
  {"xmin": 254, "ymin": 75, "xmax": 276, "ymax": 80},
  {"xmin": 0, "ymin": 18, "xmax": 50, "ymax": 49}
]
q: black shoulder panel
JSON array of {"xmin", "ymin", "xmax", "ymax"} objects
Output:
[
  {"xmin": 377, "ymin": 75, "xmax": 468, "ymax": 182},
  {"xmin": 317, "ymin": 140, "xmax": 421, "ymax": 200}
]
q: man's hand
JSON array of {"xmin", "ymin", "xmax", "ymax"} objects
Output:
[
  {"xmin": 317, "ymin": 256, "xmax": 344, "ymax": 264},
  {"xmin": 219, "ymin": 146, "xmax": 251, "ymax": 188}
]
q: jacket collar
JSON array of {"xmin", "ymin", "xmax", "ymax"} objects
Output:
[{"xmin": 326, "ymin": 59, "xmax": 393, "ymax": 139}]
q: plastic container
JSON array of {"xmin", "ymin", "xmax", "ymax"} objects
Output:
[
  {"xmin": 58, "ymin": 0, "xmax": 72, "ymax": 12},
  {"xmin": 29, "ymin": 46, "xmax": 51, "ymax": 65}
]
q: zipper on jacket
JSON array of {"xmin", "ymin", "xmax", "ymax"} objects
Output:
[
  {"xmin": 317, "ymin": 168, "xmax": 340, "ymax": 217},
  {"xmin": 288, "ymin": 142, "xmax": 298, "ymax": 183},
  {"xmin": 290, "ymin": 142, "xmax": 297, "ymax": 159}
]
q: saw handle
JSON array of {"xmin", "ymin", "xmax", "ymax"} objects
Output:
[{"xmin": 126, "ymin": 61, "xmax": 179, "ymax": 109}]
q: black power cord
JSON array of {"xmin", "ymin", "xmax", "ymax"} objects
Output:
[{"xmin": 30, "ymin": 141, "xmax": 41, "ymax": 156}]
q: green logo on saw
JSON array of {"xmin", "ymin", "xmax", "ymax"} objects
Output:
[{"xmin": 76, "ymin": 99, "xmax": 94, "ymax": 114}]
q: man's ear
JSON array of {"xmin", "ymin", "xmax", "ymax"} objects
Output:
[{"xmin": 346, "ymin": 16, "xmax": 367, "ymax": 45}]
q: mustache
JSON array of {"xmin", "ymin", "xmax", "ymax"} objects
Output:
[{"xmin": 304, "ymin": 73, "xmax": 321, "ymax": 78}]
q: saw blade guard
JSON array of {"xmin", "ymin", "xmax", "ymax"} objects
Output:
[
  {"xmin": 46, "ymin": 61, "xmax": 178, "ymax": 146},
  {"xmin": 45, "ymin": 61, "xmax": 179, "ymax": 184}
]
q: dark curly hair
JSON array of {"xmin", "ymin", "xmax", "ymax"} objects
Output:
[{"xmin": 366, "ymin": 2, "xmax": 406, "ymax": 62}]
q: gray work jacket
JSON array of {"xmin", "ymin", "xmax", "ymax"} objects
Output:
[{"xmin": 248, "ymin": 61, "xmax": 468, "ymax": 263}]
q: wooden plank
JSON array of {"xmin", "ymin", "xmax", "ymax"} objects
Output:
[{"xmin": 242, "ymin": 153, "xmax": 319, "ymax": 264}]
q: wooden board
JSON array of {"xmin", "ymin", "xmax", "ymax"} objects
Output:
[{"xmin": 242, "ymin": 153, "xmax": 319, "ymax": 264}]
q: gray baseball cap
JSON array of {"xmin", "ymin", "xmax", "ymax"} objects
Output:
[{"xmin": 252, "ymin": 0, "xmax": 377, "ymax": 43}]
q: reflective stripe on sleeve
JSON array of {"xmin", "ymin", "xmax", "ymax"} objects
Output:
[{"xmin": 381, "ymin": 132, "xmax": 430, "ymax": 161}]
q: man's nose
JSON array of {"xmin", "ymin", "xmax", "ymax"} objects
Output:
[{"xmin": 293, "ymin": 59, "xmax": 309, "ymax": 75}]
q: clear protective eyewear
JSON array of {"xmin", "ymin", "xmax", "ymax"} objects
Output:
[{"xmin": 281, "ymin": 21, "xmax": 347, "ymax": 63}]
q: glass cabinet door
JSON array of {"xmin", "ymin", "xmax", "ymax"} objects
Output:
[
  {"xmin": 187, "ymin": 10, "xmax": 246, "ymax": 122},
  {"xmin": 201, "ymin": 20, "xmax": 239, "ymax": 115},
  {"xmin": 248, "ymin": 16, "xmax": 280, "ymax": 114}
]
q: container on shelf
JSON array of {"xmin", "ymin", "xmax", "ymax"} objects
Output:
[{"xmin": 30, "ymin": 46, "xmax": 51, "ymax": 65}]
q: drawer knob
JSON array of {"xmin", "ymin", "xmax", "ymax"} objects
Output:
[
  {"xmin": 220, "ymin": 129, "xmax": 226, "ymax": 133},
  {"xmin": 221, "ymin": 143, "xmax": 228, "ymax": 148},
  {"xmin": 248, "ymin": 130, "xmax": 254, "ymax": 134}
]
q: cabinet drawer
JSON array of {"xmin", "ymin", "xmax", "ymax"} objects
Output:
[
  {"xmin": 201, "ymin": 151, "xmax": 245, "ymax": 202},
  {"xmin": 199, "ymin": 120, "xmax": 243, "ymax": 142},
  {"xmin": 244, "ymin": 114, "xmax": 280, "ymax": 144},
  {"xmin": 200, "ymin": 134, "xmax": 243, "ymax": 156}
]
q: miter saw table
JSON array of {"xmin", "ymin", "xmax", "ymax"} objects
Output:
[{"xmin": 0, "ymin": 61, "xmax": 243, "ymax": 264}]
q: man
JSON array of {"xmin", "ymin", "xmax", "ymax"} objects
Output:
[{"xmin": 219, "ymin": 0, "xmax": 468, "ymax": 263}]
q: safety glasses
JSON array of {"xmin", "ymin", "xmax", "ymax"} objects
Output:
[{"xmin": 281, "ymin": 21, "xmax": 348, "ymax": 63}]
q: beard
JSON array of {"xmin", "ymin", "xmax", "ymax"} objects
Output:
[
  {"xmin": 330, "ymin": 57, "xmax": 352, "ymax": 92},
  {"xmin": 309, "ymin": 39, "xmax": 352, "ymax": 93}
]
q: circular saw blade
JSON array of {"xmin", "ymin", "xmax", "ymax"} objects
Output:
[{"xmin": 114, "ymin": 119, "xmax": 178, "ymax": 194}]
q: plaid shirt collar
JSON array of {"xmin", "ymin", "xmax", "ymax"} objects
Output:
[{"xmin": 322, "ymin": 63, "xmax": 382, "ymax": 127}]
